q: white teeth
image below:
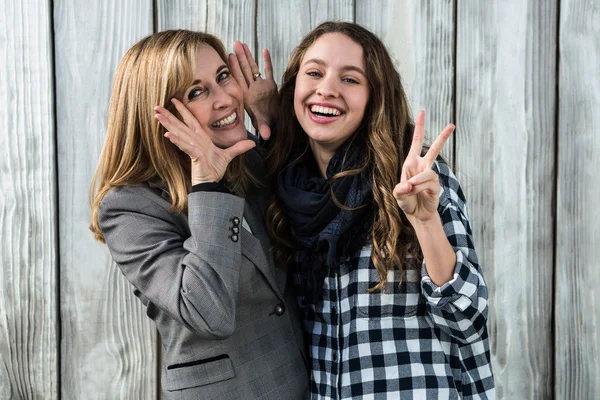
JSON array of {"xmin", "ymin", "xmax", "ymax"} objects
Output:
[
  {"xmin": 212, "ymin": 112, "xmax": 237, "ymax": 127},
  {"xmin": 310, "ymin": 105, "xmax": 341, "ymax": 116}
]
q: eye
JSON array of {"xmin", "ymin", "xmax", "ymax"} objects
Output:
[
  {"xmin": 343, "ymin": 77, "xmax": 359, "ymax": 84},
  {"xmin": 306, "ymin": 70, "xmax": 322, "ymax": 78},
  {"xmin": 217, "ymin": 70, "xmax": 230, "ymax": 82},
  {"xmin": 187, "ymin": 87, "xmax": 204, "ymax": 101}
]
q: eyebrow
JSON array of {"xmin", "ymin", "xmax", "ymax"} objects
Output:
[
  {"xmin": 303, "ymin": 58, "xmax": 366, "ymax": 76},
  {"xmin": 189, "ymin": 64, "xmax": 229, "ymax": 86}
]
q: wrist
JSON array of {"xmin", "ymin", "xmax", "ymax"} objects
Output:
[{"xmin": 408, "ymin": 214, "xmax": 442, "ymax": 232}]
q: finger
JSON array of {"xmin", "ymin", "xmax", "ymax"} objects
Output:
[
  {"xmin": 229, "ymin": 52, "xmax": 248, "ymax": 90},
  {"xmin": 154, "ymin": 106, "xmax": 191, "ymax": 135},
  {"xmin": 170, "ymin": 98, "xmax": 205, "ymax": 136},
  {"xmin": 243, "ymin": 42, "xmax": 260, "ymax": 76},
  {"xmin": 262, "ymin": 48, "xmax": 273, "ymax": 81},
  {"xmin": 233, "ymin": 40, "xmax": 254, "ymax": 84},
  {"xmin": 222, "ymin": 139, "xmax": 256, "ymax": 160},
  {"xmin": 407, "ymin": 169, "xmax": 439, "ymax": 186},
  {"xmin": 408, "ymin": 110, "xmax": 426, "ymax": 158},
  {"xmin": 393, "ymin": 181, "xmax": 413, "ymax": 199},
  {"xmin": 164, "ymin": 131, "xmax": 196, "ymax": 157},
  {"xmin": 407, "ymin": 180, "xmax": 440, "ymax": 197},
  {"xmin": 423, "ymin": 123, "xmax": 455, "ymax": 166},
  {"xmin": 257, "ymin": 122, "xmax": 271, "ymax": 141}
]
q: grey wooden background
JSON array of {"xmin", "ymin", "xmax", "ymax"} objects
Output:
[{"xmin": 1, "ymin": 0, "xmax": 598, "ymax": 399}]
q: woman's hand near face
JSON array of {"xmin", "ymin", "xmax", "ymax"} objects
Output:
[
  {"xmin": 229, "ymin": 40, "xmax": 277, "ymax": 140},
  {"xmin": 393, "ymin": 111, "xmax": 455, "ymax": 224},
  {"xmin": 155, "ymin": 98, "xmax": 256, "ymax": 185}
]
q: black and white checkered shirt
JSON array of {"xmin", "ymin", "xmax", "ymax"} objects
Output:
[{"xmin": 294, "ymin": 162, "xmax": 495, "ymax": 399}]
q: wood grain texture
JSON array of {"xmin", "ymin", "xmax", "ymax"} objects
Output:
[
  {"xmin": 0, "ymin": 0, "xmax": 58, "ymax": 398},
  {"xmin": 356, "ymin": 0, "xmax": 455, "ymax": 162},
  {"xmin": 257, "ymin": 0, "xmax": 353, "ymax": 86},
  {"xmin": 455, "ymin": 1, "xmax": 557, "ymax": 398},
  {"xmin": 53, "ymin": 1, "xmax": 156, "ymax": 399},
  {"xmin": 555, "ymin": 1, "xmax": 600, "ymax": 398},
  {"xmin": 308, "ymin": 0, "xmax": 353, "ymax": 26},
  {"xmin": 156, "ymin": 0, "xmax": 208, "ymax": 31}
]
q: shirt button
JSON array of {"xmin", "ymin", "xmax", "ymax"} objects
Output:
[
  {"xmin": 332, "ymin": 352, "xmax": 338, "ymax": 362},
  {"xmin": 273, "ymin": 303, "xmax": 285, "ymax": 316},
  {"xmin": 231, "ymin": 234, "xmax": 239, "ymax": 242},
  {"xmin": 331, "ymin": 305, "xmax": 337, "ymax": 313}
]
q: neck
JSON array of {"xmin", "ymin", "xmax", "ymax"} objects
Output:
[{"xmin": 309, "ymin": 140, "xmax": 335, "ymax": 178}]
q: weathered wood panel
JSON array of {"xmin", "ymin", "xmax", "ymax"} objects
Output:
[
  {"xmin": 455, "ymin": 1, "xmax": 556, "ymax": 398},
  {"xmin": 0, "ymin": 0, "xmax": 58, "ymax": 398},
  {"xmin": 556, "ymin": 1, "xmax": 600, "ymax": 398},
  {"xmin": 53, "ymin": 1, "xmax": 156, "ymax": 398},
  {"xmin": 257, "ymin": 0, "xmax": 353, "ymax": 87},
  {"xmin": 356, "ymin": 0, "xmax": 455, "ymax": 162},
  {"xmin": 156, "ymin": 0, "xmax": 207, "ymax": 32}
]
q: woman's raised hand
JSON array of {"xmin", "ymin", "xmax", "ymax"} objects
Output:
[
  {"xmin": 155, "ymin": 99, "xmax": 256, "ymax": 185},
  {"xmin": 229, "ymin": 40, "xmax": 277, "ymax": 140},
  {"xmin": 393, "ymin": 111, "xmax": 455, "ymax": 223}
]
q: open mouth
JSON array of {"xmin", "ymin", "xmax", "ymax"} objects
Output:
[
  {"xmin": 309, "ymin": 105, "xmax": 342, "ymax": 117},
  {"xmin": 211, "ymin": 112, "xmax": 237, "ymax": 128}
]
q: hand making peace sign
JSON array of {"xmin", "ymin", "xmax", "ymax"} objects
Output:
[{"xmin": 393, "ymin": 111, "xmax": 455, "ymax": 223}]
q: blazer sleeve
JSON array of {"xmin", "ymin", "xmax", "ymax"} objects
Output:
[
  {"xmin": 98, "ymin": 187, "xmax": 245, "ymax": 339},
  {"xmin": 420, "ymin": 161, "xmax": 489, "ymax": 345}
]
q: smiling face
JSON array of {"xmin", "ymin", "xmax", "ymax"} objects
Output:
[
  {"xmin": 182, "ymin": 45, "xmax": 246, "ymax": 149},
  {"xmin": 294, "ymin": 32, "xmax": 370, "ymax": 157}
]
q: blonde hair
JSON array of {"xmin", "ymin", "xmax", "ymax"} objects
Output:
[
  {"xmin": 90, "ymin": 30, "xmax": 253, "ymax": 242},
  {"xmin": 266, "ymin": 22, "xmax": 421, "ymax": 290}
]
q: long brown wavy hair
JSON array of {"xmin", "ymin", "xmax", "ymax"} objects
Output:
[
  {"xmin": 90, "ymin": 30, "xmax": 254, "ymax": 243},
  {"xmin": 266, "ymin": 21, "xmax": 421, "ymax": 290}
]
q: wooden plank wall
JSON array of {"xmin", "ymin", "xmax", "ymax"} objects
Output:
[
  {"xmin": 555, "ymin": 0, "xmax": 600, "ymax": 398},
  {"xmin": 455, "ymin": 1, "xmax": 557, "ymax": 398},
  {"xmin": 53, "ymin": 1, "xmax": 156, "ymax": 399},
  {"xmin": 1, "ymin": 1, "xmax": 598, "ymax": 399},
  {"xmin": 0, "ymin": 0, "xmax": 58, "ymax": 399}
]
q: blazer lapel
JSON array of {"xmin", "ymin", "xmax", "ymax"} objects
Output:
[{"xmin": 242, "ymin": 198, "xmax": 287, "ymax": 296}]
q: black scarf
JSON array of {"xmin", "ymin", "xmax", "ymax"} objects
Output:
[{"xmin": 276, "ymin": 142, "xmax": 374, "ymax": 305}]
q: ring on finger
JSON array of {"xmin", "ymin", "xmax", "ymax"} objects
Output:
[{"xmin": 252, "ymin": 72, "xmax": 261, "ymax": 80}]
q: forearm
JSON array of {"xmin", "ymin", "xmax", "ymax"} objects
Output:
[{"xmin": 411, "ymin": 217, "xmax": 456, "ymax": 286}]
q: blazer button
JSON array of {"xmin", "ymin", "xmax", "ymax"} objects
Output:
[
  {"xmin": 273, "ymin": 303, "xmax": 285, "ymax": 316},
  {"xmin": 231, "ymin": 234, "xmax": 239, "ymax": 242},
  {"xmin": 232, "ymin": 226, "xmax": 240, "ymax": 234},
  {"xmin": 232, "ymin": 217, "xmax": 240, "ymax": 226}
]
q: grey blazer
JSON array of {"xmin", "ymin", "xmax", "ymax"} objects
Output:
[{"xmin": 98, "ymin": 148, "xmax": 308, "ymax": 399}]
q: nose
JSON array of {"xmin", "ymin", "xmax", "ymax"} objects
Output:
[
  {"xmin": 212, "ymin": 85, "xmax": 234, "ymax": 109},
  {"xmin": 316, "ymin": 75, "xmax": 339, "ymax": 98}
]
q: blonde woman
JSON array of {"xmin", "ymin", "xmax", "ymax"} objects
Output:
[{"xmin": 90, "ymin": 30, "xmax": 308, "ymax": 399}]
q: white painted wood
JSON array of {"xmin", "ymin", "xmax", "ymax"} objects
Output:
[
  {"xmin": 455, "ymin": 1, "xmax": 557, "ymax": 398},
  {"xmin": 0, "ymin": 0, "xmax": 58, "ymax": 398},
  {"xmin": 308, "ymin": 0, "xmax": 353, "ymax": 27},
  {"xmin": 257, "ymin": 0, "xmax": 353, "ymax": 86},
  {"xmin": 53, "ymin": 1, "xmax": 157, "ymax": 398},
  {"xmin": 555, "ymin": 1, "xmax": 600, "ymax": 398},
  {"xmin": 156, "ymin": 0, "xmax": 207, "ymax": 32},
  {"xmin": 356, "ymin": 0, "xmax": 455, "ymax": 162}
]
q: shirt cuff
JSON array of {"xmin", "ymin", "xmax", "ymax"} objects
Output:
[
  {"xmin": 191, "ymin": 181, "xmax": 231, "ymax": 194},
  {"xmin": 421, "ymin": 251, "xmax": 479, "ymax": 312}
]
